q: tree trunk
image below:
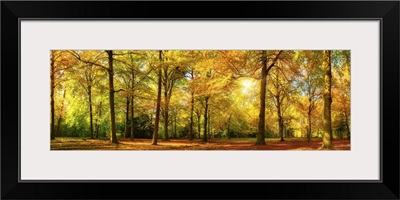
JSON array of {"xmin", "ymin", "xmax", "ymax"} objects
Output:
[
  {"xmin": 344, "ymin": 112, "xmax": 350, "ymax": 139},
  {"xmin": 189, "ymin": 92, "xmax": 194, "ymax": 140},
  {"xmin": 203, "ymin": 97, "xmax": 209, "ymax": 142},
  {"xmin": 95, "ymin": 124, "xmax": 100, "ymax": 138},
  {"xmin": 163, "ymin": 90, "xmax": 169, "ymax": 140},
  {"xmin": 283, "ymin": 125, "xmax": 287, "ymax": 138},
  {"xmin": 197, "ymin": 113, "xmax": 201, "ymax": 139},
  {"xmin": 125, "ymin": 96, "xmax": 130, "ymax": 138},
  {"xmin": 227, "ymin": 115, "xmax": 231, "ymax": 139},
  {"xmin": 256, "ymin": 51, "xmax": 267, "ymax": 145},
  {"xmin": 208, "ymin": 107, "xmax": 211, "ymax": 139},
  {"xmin": 107, "ymin": 50, "xmax": 118, "ymax": 144},
  {"xmin": 162, "ymin": 61, "xmax": 172, "ymax": 141},
  {"xmin": 130, "ymin": 95, "xmax": 135, "ymax": 140},
  {"xmin": 307, "ymin": 110, "xmax": 312, "ymax": 142},
  {"xmin": 322, "ymin": 50, "xmax": 333, "ymax": 148},
  {"xmin": 50, "ymin": 59, "xmax": 56, "ymax": 140},
  {"xmin": 278, "ymin": 103, "xmax": 284, "ymax": 142},
  {"xmin": 130, "ymin": 69, "xmax": 135, "ymax": 140},
  {"xmin": 174, "ymin": 114, "xmax": 177, "ymax": 139},
  {"xmin": 96, "ymin": 101, "xmax": 102, "ymax": 138},
  {"xmin": 89, "ymin": 86, "xmax": 94, "ymax": 139},
  {"xmin": 152, "ymin": 51, "xmax": 163, "ymax": 145},
  {"xmin": 56, "ymin": 89, "xmax": 66, "ymax": 137},
  {"xmin": 227, "ymin": 124, "xmax": 230, "ymax": 139},
  {"xmin": 56, "ymin": 117, "xmax": 62, "ymax": 137}
]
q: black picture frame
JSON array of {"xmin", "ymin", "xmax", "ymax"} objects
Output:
[{"xmin": 1, "ymin": 1, "xmax": 399, "ymax": 199}]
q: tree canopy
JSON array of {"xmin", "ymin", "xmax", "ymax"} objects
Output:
[{"xmin": 51, "ymin": 50, "xmax": 350, "ymax": 150}]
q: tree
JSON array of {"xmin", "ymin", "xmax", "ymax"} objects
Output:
[
  {"xmin": 160, "ymin": 51, "xmax": 186, "ymax": 140},
  {"xmin": 69, "ymin": 50, "xmax": 119, "ymax": 143},
  {"xmin": 105, "ymin": 50, "xmax": 119, "ymax": 143},
  {"xmin": 186, "ymin": 66, "xmax": 197, "ymax": 140},
  {"xmin": 192, "ymin": 51, "xmax": 234, "ymax": 142},
  {"xmin": 195, "ymin": 108, "xmax": 202, "ymax": 139},
  {"xmin": 114, "ymin": 53, "xmax": 136, "ymax": 140},
  {"xmin": 73, "ymin": 60, "xmax": 101, "ymax": 139},
  {"xmin": 294, "ymin": 51, "xmax": 324, "ymax": 142},
  {"xmin": 95, "ymin": 101, "xmax": 103, "ymax": 138},
  {"xmin": 55, "ymin": 86, "xmax": 67, "ymax": 137},
  {"xmin": 208, "ymin": 106, "xmax": 212, "ymax": 138},
  {"xmin": 183, "ymin": 51, "xmax": 203, "ymax": 140},
  {"xmin": 268, "ymin": 68, "xmax": 293, "ymax": 142},
  {"xmin": 50, "ymin": 50, "xmax": 76, "ymax": 140},
  {"xmin": 256, "ymin": 50, "xmax": 282, "ymax": 145},
  {"xmin": 189, "ymin": 69, "xmax": 195, "ymax": 140},
  {"xmin": 331, "ymin": 50, "xmax": 351, "ymax": 139},
  {"xmin": 202, "ymin": 95, "xmax": 210, "ymax": 142},
  {"xmin": 321, "ymin": 50, "xmax": 333, "ymax": 148},
  {"xmin": 152, "ymin": 50, "xmax": 163, "ymax": 145}
]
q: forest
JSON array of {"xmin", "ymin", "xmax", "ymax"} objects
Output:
[{"xmin": 50, "ymin": 50, "xmax": 350, "ymax": 150}]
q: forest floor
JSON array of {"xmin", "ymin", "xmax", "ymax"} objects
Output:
[{"xmin": 51, "ymin": 137, "xmax": 350, "ymax": 150}]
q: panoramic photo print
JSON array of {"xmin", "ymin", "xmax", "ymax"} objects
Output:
[{"xmin": 50, "ymin": 50, "xmax": 350, "ymax": 150}]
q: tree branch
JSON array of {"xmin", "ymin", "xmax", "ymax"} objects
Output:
[
  {"xmin": 266, "ymin": 50, "xmax": 283, "ymax": 74},
  {"xmin": 68, "ymin": 50, "xmax": 109, "ymax": 71},
  {"xmin": 114, "ymin": 88, "xmax": 125, "ymax": 93}
]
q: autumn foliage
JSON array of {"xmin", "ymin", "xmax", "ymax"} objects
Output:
[{"xmin": 50, "ymin": 50, "xmax": 350, "ymax": 150}]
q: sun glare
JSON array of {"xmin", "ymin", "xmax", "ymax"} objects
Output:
[{"xmin": 241, "ymin": 79, "xmax": 254, "ymax": 94}]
